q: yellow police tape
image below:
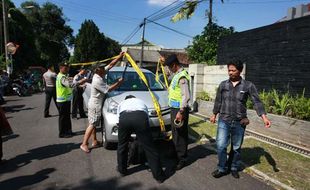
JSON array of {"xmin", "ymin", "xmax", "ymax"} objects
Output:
[
  {"xmin": 125, "ymin": 53, "xmax": 172, "ymax": 140},
  {"xmin": 155, "ymin": 59, "xmax": 169, "ymax": 89},
  {"xmin": 70, "ymin": 56, "xmax": 119, "ymax": 67}
]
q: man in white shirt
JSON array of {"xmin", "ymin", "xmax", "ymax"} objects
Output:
[{"xmin": 117, "ymin": 95, "xmax": 166, "ymax": 183}]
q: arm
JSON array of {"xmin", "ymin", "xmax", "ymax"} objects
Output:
[
  {"xmin": 210, "ymin": 84, "xmax": 222, "ymax": 123},
  {"xmin": 175, "ymin": 78, "xmax": 190, "ymax": 122},
  {"xmin": 108, "ymin": 78, "xmax": 124, "ymax": 92},
  {"xmin": 249, "ymin": 83, "xmax": 271, "ymax": 128},
  {"xmin": 105, "ymin": 52, "xmax": 125, "ymax": 71}
]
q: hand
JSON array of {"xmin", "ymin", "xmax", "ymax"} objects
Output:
[
  {"xmin": 176, "ymin": 111, "xmax": 183, "ymax": 123},
  {"xmin": 210, "ymin": 114, "xmax": 217, "ymax": 124},
  {"xmin": 118, "ymin": 77, "xmax": 124, "ymax": 83},
  {"xmin": 262, "ymin": 114, "xmax": 271, "ymax": 128},
  {"xmin": 159, "ymin": 56, "xmax": 165, "ymax": 63}
]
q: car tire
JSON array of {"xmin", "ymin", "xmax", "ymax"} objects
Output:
[{"xmin": 101, "ymin": 116, "xmax": 115, "ymax": 150}]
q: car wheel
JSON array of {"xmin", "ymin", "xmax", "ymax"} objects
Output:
[{"xmin": 101, "ymin": 116, "xmax": 115, "ymax": 150}]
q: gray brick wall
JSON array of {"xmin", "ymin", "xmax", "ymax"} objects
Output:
[{"xmin": 217, "ymin": 15, "xmax": 310, "ymax": 97}]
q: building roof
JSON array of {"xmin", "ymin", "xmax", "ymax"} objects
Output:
[
  {"xmin": 159, "ymin": 50, "xmax": 192, "ymax": 65},
  {"xmin": 127, "ymin": 48, "xmax": 161, "ymax": 63}
]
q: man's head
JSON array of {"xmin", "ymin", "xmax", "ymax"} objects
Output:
[
  {"xmin": 125, "ymin": 95, "xmax": 135, "ymax": 100},
  {"xmin": 47, "ymin": 63, "xmax": 54, "ymax": 71},
  {"xmin": 59, "ymin": 62, "xmax": 70, "ymax": 74},
  {"xmin": 79, "ymin": 66, "xmax": 86, "ymax": 75},
  {"xmin": 227, "ymin": 59, "xmax": 243, "ymax": 81},
  {"xmin": 93, "ymin": 62, "xmax": 107, "ymax": 77},
  {"xmin": 164, "ymin": 54, "xmax": 180, "ymax": 73}
]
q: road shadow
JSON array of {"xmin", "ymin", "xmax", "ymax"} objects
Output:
[
  {"xmin": 44, "ymin": 177, "xmax": 143, "ymax": 190},
  {"xmin": 185, "ymin": 144, "xmax": 216, "ymax": 169},
  {"xmin": 241, "ymin": 146, "xmax": 280, "ymax": 172},
  {"xmin": 0, "ymin": 168, "xmax": 55, "ymax": 190},
  {"xmin": 0, "ymin": 143, "xmax": 80, "ymax": 174},
  {"xmin": 2, "ymin": 104, "xmax": 35, "ymax": 113},
  {"xmin": 2, "ymin": 134, "xmax": 20, "ymax": 142}
]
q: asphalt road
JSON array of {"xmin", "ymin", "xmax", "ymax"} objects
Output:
[{"xmin": 0, "ymin": 94, "xmax": 274, "ymax": 190}]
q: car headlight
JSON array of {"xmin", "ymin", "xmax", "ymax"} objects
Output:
[{"xmin": 107, "ymin": 100, "xmax": 119, "ymax": 114}]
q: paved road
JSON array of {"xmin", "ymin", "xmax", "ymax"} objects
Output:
[{"xmin": 0, "ymin": 94, "xmax": 274, "ymax": 190}]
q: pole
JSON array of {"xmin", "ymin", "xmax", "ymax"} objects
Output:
[
  {"xmin": 140, "ymin": 18, "xmax": 146, "ymax": 68},
  {"xmin": 2, "ymin": 0, "xmax": 10, "ymax": 75}
]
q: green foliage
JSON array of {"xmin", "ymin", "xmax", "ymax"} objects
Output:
[
  {"xmin": 196, "ymin": 91, "xmax": 211, "ymax": 101},
  {"xmin": 171, "ymin": 1, "xmax": 198, "ymax": 22},
  {"xmin": 290, "ymin": 89, "xmax": 310, "ymax": 120},
  {"xmin": 186, "ymin": 23, "xmax": 234, "ymax": 65},
  {"xmin": 270, "ymin": 90, "xmax": 291, "ymax": 115},
  {"xmin": 73, "ymin": 20, "xmax": 121, "ymax": 63},
  {"xmin": 247, "ymin": 89, "xmax": 310, "ymax": 121}
]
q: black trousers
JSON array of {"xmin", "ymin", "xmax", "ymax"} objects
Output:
[
  {"xmin": 71, "ymin": 88, "xmax": 85, "ymax": 117},
  {"xmin": 171, "ymin": 108, "xmax": 189, "ymax": 163},
  {"xmin": 57, "ymin": 101, "xmax": 72, "ymax": 136},
  {"xmin": 44, "ymin": 87, "xmax": 57, "ymax": 116},
  {"xmin": 117, "ymin": 111, "xmax": 164, "ymax": 179}
]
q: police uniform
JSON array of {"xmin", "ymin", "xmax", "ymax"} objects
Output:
[
  {"xmin": 165, "ymin": 54, "xmax": 191, "ymax": 170},
  {"xmin": 56, "ymin": 62, "xmax": 77, "ymax": 138}
]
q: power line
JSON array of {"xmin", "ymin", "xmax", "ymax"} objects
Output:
[{"xmin": 146, "ymin": 19, "xmax": 193, "ymax": 38}]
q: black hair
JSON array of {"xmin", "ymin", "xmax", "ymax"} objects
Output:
[
  {"xmin": 164, "ymin": 54, "xmax": 180, "ymax": 66},
  {"xmin": 227, "ymin": 59, "xmax": 243, "ymax": 72},
  {"xmin": 125, "ymin": 95, "xmax": 136, "ymax": 100}
]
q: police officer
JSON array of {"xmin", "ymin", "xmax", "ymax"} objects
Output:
[
  {"xmin": 56, "ymin": 62, "xmax": 87, "ymax": 138},
  {"xmin": 164, "ymin": 54, "xmax": 191, "ymax": 170},
  {"xmin": 43, "ymin": 64, "xmax": 57, "ymax": 117},
  {"xmin": 71, "ymin": 66, "xmax": 87, "ymax": 119},
  {"xmin": 117, "ymin": 95, "xmax": 166, "ymax": 183}
]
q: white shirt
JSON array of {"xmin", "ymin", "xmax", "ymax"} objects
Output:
[
  {"xmin": 118, "ymin": 98, "xmax": 148, "ymax": 115},
  {"xmin": 88, "ymin": 73, "xmax": 109, "ymax": 108}
]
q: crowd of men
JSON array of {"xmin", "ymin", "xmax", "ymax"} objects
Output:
[{"xmin": 1, "ymin": 53, "xmax": 271, "ymax": 184}]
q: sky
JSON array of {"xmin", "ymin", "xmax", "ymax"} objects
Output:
[{"xmin": 12, "ymin": 0, "xmax": 310, "ymax": 49}]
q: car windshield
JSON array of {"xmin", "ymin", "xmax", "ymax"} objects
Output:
[{"xmin": 107, "ymin": 71, "xmax": 165, "ymax": 91}]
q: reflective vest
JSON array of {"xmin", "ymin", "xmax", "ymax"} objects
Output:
[
  {"xmin": 56, "ymin": 73, "xmax": 72, "ymax": 102},
  {"xmin": 168, "ymin": 69, "xmax": 190, "ymax": 108}
]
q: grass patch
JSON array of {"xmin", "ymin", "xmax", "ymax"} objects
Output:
[
  {"xmin": 188, "ymin": 116, "xmax": 217, "ymax": 142},
  {"xmin": 242, "ymin": 138, "xmax": 310, "ymax": 190},
  {"xmin": 188, "ymin": 115, "xmax": 310, "ymax": 190}
]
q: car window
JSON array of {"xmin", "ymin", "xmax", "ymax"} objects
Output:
[{"xmin": 107, "ymin": 71, "xmax": 165, "ymax": 91}]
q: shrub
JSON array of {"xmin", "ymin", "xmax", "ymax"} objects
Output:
[
  {"xmin": 290, "ymin": 89, "xmax": 310, "ymax": 120},
  {"xmin": 270, "ymin": 90, "xmax": 292, "ymax": 115},
  {"xmin": 196, "ymin": 91, "xmax": 211, "ymax": 101}
]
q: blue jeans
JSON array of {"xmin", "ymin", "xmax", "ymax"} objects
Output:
[{"xmin": 216, "ymin": 118, "xmax": 245, "ymax": 172}]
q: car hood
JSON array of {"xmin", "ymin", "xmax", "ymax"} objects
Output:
[{"xmin": 107, "ymin": 91, "xmax": 169, "ymax": 110}]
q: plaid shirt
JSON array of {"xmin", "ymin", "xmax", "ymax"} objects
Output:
[{"xmin": 213, "ymin": 78, "xmax": 266, "ymax": 122}]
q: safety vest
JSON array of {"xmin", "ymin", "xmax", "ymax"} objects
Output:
[
  {"xmin": 56, "ymin": 73, "xmax": 72, "ymax": 102},
  {"xmin": 168, "ymin": 69, "xmax": 190, "ymax": 108}
]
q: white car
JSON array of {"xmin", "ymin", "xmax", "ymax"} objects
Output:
[{"xmin": 83, "ymin": 67, "xmax": 171, "ymax": 149}]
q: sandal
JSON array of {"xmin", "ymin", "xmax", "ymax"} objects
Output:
[
  {"xmin": 91, "ymin": 141, "xmax": 102, "ymax": 148},
  {"xmin": 80, "ymin": 145, "xmax": 90, "ymax": 153}
]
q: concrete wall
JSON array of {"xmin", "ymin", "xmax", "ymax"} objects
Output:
[
  {"xmin": 217, "ymin": 15, "xmax": 310, "ymax": 97},
  {"xmin": 188, "ymin": 64, "xmax": 245, "ymax": 100}
]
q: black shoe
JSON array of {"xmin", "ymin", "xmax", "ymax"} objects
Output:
[
  {"xmin": 44, "ymin": 114, "xmax": 51, "ymax": 118},
  {"xmin": 72, "ymin": 116, "xmax": 77, "ymax": 119},
  {"xmin": 212, "ymin": 170, "xmax": 227, "ymax": 178},
  {"xmin": 155, "ymin": 174, "xmax": 166, "ymax": 184},
  {"xmin": 116, "ymin": 167, "xmax": 127, "ymax": 177},
  {"xmin": 80, "ymin": 115, "xmax": 87, "ymax": 118},
  {"xmin": 176, "ymin": 161, "xmax": 185, "ymax": 170},
  {"xmin": 231, "ymin": 170, "xmax": 240, "ymax": 179},
  {"xmin": 59, "ymin": 134, "xmax": 65, "ymax": 138}
]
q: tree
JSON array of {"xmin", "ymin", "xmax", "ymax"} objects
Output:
[
  {"xmin": 21, "ymin": 1, "xmax": 73, "ymax": 66},
  {"xmin": 73, "ymin": 20, "xmax": 121, "ymax": 63},
  {"xmin": 172, "ymin": 0, "xmax": 224, "ymax": 25},
  {"xmin": 186, "ymin": 22, "xmax": 234, "ymax": 65}
]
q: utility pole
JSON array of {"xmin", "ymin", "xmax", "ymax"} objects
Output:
[
  {"xmin": 140, "ymin": 18, "xmax": 146, "ymax": 68},
  {"xmin": 2, "ymin": 0, "xmax": 10, "ymax": 75}
]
